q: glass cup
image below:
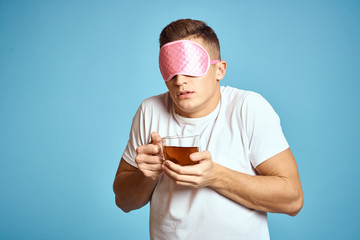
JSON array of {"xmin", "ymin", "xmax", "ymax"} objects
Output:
[{"xmin": 161, "ymin": 135, "xmax": 200, "ymax": 166}]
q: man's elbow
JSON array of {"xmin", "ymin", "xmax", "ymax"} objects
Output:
[
  {"xmin": 287, "ymin": 190, "xmax": 304, "ymax": 216},
  {"xmin": 113, "ymin": 179, "xmax": 132, "ymax": 213},
  {"xmin": 115, "ymin": 196, "xmax": 132, "ymax": 213}
]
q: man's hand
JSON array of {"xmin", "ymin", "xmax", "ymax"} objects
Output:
[
  {"xmin": 162, "ymin": 150, "xmax": 216, "ymax": 188},
  {"xmin": 135, "ymin": 132, "xmax": 164, "ymax": 181}
]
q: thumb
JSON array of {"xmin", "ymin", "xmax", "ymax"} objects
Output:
[{"xmin": 150, "ymin": 132, "xmax": 162, "ymax": 144}]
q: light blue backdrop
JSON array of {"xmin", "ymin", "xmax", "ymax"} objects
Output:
[{"xmin": 1, "ymin": 0, "xmax": 359, "ymax": 239}]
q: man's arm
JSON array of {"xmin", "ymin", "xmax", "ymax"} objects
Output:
[
  {"xmin": 113, "ymin": 159, "xmax": 158, "ymax": 212},
  {"xmin": 113, "ymin": 132, "xmax": 163, "ymax": 212},
  {"xmin": 211, "ymin": 148, "xmax": 303, "ymax": 216},
  {"xmin": 162, "ymin": 148, "xmax": 304, "ymax": 216}
]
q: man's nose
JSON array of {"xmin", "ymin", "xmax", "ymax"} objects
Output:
[{"xmin": 173, "ymin": 75, "xmax": 187, "ymax": 85}]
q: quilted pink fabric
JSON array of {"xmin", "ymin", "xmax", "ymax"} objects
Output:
[{"xmin": 159, "ymin": 40, "xmax": 217, "ymax": 81}]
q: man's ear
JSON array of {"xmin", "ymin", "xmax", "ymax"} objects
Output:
[{"xmin": 216, "ymin": 60, "xmax": 227, "ymax": 81}]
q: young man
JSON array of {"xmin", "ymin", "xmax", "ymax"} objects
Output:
[{"xmin": 113, "ymin": 19, "xmax": 304, "ymax": 240}]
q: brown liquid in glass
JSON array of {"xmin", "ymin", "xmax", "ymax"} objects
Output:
[{"xmin": 163, "ymin": 146, "xmax": 198, "ymax": 166}]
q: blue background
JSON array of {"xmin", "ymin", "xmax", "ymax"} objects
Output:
[{"xmin": 1, "ymin": 0, "xmax": 359, "ymax": 239}]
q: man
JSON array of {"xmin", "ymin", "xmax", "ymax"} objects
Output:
[{"xmin": 113, "ymin": 19, "xmax": 303, "ymax": 240}]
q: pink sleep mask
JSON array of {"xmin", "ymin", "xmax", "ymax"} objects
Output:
[{"xmin": 159, "ymin": 40, "xmax": 220, "ymax": 82}]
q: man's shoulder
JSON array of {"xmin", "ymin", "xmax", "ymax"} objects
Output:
[
  {"xmin": 220, "ymin": 85, "xmax": 257, "ymax": 103},
  {"xmin": 140, "ymin": 91, "xmax": 170, "ymax": 113},
  {"xmin": 220, "ymin": 86, "xmax": 270, "ymax": 114}
]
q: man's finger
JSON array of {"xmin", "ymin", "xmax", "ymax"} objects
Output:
[
  {"xmin": 162, "ymin": 163, "xmax": 200, "ymax": 185},
  {"xmin": 137, "ymin": 143, "xmax": 161, "ymax": 155},
  {"xmin": 190, "ymin": 150, "xmax": 211, "ymax": 161},
  {"xmin": 151, "ymin": 132, "xmax": 162, "ymax": 144},
  {"xmin": 164, "ymin": 160, "xmax": 202, "ymax": 176},
  {"xmin": 140, "ymin": 162, "xmax": 164, "ymax": 172},
  {"xmin": 136, "ymin": 152, "xmax": 163, "ymax": 164}
]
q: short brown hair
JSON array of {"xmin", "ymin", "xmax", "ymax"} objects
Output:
[{"xmin": 159, "ymin": 19, "xmax": 221, "ymax": 59}]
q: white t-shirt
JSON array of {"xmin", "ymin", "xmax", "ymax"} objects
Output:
[{"xmin": 122, "ymin": 86, "xmax": 289, "ymax": 240}]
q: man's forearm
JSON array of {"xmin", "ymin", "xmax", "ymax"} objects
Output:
[
  {"xmin": 210, "ymin": 163, "xmax": 303, "ymax": 216},
  {"xmin": 113, "ymin": 169, "xmax": 159, "ymax": 213}
]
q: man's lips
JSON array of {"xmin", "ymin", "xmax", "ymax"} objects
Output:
[{"xmin": 177, "ymin": 90, "xmax": 195, "ymax": 98}]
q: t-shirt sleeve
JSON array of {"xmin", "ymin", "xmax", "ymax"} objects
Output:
[
  {"xmin": 242, "ymin": 92, "xmax": 289, "ymax": 168},
  {"xmin": 122, "ymin": 104, "xmax": 148, "ymax": 168}
]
